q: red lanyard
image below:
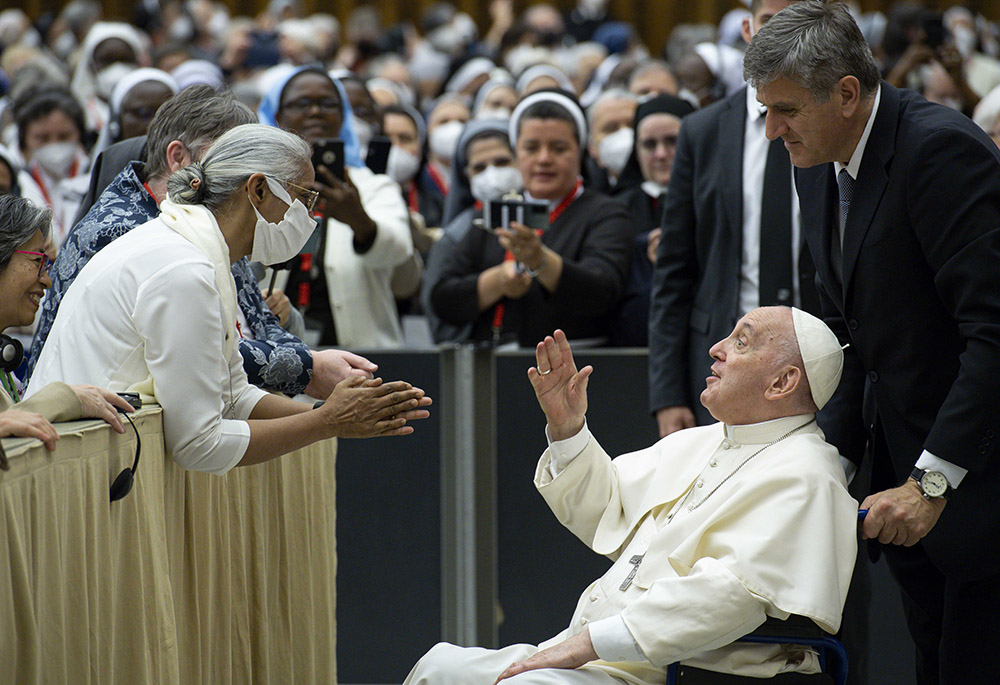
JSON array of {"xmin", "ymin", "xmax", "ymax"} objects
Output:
[
  {"xmin": 491, "ymin": 181, "xmax": 583, "ymax": 340},
  {"xmin": 142, "ymin": 182, "xmax": 160, "ymax": 206},
  {"xmin": 407, "ymin": 182, "xmax": 420, "ymax": 213},
  {"xmin": 426, "ymin": 162, "xmax": 449, "ymax": 196},
  {"xmin": 547, "ymin": 178, "xmax": 583, "ymax": 225}
]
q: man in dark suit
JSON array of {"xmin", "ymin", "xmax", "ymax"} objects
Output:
[
  {"xmin": 746, "ymin": 2, "xmax": 1000, "ymax": 682},
  {"xmin": 648, "ymin": 0, "xmax": 818, "ymax": 436}
]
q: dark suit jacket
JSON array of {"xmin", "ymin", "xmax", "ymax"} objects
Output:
[
  {"xmin": 649, "ymin": 88, "xmax": 818, "ymax": 423},
  {"xmin": 73, "ymin": 136, "xmax": 148, "ymax": 226},
  {"xmin": 797, "ymin": 83, "xmax": 1000, "ymax": 579}
]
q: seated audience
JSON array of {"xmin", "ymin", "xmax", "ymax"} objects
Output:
[
  {"xmin": 69, "ymin": 22, "xmax": 146, "ymax": 133},
  {"xmin": 259, "ymin": 66, "xmax": 413, "ymax": 348},
  {"xmin": 406, "ymin": 308, "xmax": 856, "ymax": 683},
  {"xmin": 0, "ymin": 194, "xmax": 135, "ymax": 432},
  {"xmin": 627, "ymin": 59, "xmax": 679, "ymax": 99},
  {"xmin": 28, "ymin": 124, "xmax": 431, "ymax": 474},
  {"xmin": 0, "ymin": 144, "xmax": 20, "ymax": 196},
  {"xmin": 611, "ymin": 93, "xmax": 694, "ymax": 346},
  {"xmin": 430, "ymin": 90, "xmax": 632, "ymax": 347},
  {"xmin": 29, "ymin": 85, "xmax": 375, "ymax": 397}
]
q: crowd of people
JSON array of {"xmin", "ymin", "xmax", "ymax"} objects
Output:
[
  {"xmin": 1, "ymin": 0, "xmax": 997, "ymax": 357},
  {"xmin": 2, "ymin": 0, "xmax": 1000, "ymax": 682}
]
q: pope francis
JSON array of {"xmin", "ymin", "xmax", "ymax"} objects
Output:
[{"xmin": 405, "ymin": 306, "xmax": 858, "ymax": 684}]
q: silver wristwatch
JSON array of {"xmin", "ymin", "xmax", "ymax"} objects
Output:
[{"xmin": 910, "ymin": 467, "xmax": 953, "ymax": 500}]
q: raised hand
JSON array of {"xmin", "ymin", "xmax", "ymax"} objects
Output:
[{"xmin": 527, "ymin": 329, "xmax": 592, "ymax": 441}]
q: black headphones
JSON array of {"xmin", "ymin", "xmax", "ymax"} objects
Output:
[
  {"xmin": 109, "ymin": 409, "xmax": 141, "ymax": 502},
  {"xmin": 0, "ymin": 334, "xmax": 23, "ymax": 373}
]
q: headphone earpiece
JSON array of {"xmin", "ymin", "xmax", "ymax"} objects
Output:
[
  {"xmin": 109, "ymin": 468, "xmax": 134, "ymax": 502},
  {"xmin": 0, "ymin": 334, "xmax": 23, "ymax": 373}
]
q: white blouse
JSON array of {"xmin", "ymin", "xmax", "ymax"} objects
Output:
[{"xmin": 28, "ymin": 218, "xmax": 268, "ymax": 475}]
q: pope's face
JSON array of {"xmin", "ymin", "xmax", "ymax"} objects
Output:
[{"xmin": 700, "ymin": 308, "xmax": 790, "ymax": 424}]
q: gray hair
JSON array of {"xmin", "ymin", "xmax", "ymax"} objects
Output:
[
  {"xmin": 145, "ymin": 85, "xmax": 258, "ymax": 180},
  {"xmin": 167, "ymin": 124, "xmax": 311, "ymax": 211},
  {"xmin": 0, "ymin": 194, "xmax": 51, "ymax": 270},
  {"xmin": 586, "ymin": 87, "xmax": 638, "ymax": 134},
  {"xmin": 743, "ymin": 0, "xmax": 880, "ymax": 102}
]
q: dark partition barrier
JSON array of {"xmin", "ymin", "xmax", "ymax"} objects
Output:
[
  {"xmin": 335, "ymin": 351, "xmax": 442, "ymax": 684},
  {"xmin": 494, "ymin": 349, "xmax": 660, "ymax": 647}
]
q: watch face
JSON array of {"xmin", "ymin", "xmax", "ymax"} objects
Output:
[{"xmin": 922, "ymin": 471, "xmax": 949, "ymax": 497}]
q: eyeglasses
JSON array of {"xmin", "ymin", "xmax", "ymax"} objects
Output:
[
  {"xmin": 14, "ymin": 250, "xmax": 51, "ymax": 278},
  {"xmin": 282, "ymin": 97, "xmax": 342, "ymax": 114},
  {"xmin": 282, "ymin": 180, "xmax": 320, "ymax": 212}
]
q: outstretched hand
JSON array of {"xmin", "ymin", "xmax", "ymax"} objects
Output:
[{"xmin": 527, "ymin": 329, "xmax": 592, "ymax": 442}]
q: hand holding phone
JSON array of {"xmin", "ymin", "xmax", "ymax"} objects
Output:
[{"xmin": 312, "ymin": 138, "xmax": 346, "ymax": 182}]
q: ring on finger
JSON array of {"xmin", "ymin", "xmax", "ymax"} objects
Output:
[{"xmin": 537, "ymin": 367, "xmax": 552, "ymax": 376}]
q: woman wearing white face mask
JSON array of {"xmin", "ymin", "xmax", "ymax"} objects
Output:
[
  {"xmin": 423, "ymin": 95, "xmax": 471, "ymax": 211},
  {"xmin": 29, "ymin": 124, "xmax": 432, "ymax": 475},
  {"xmin": 422, "ymin": 120, "xmax": 519, "ymax": 343},
  {"xmin": 15, "ymin": 87, "xmax": 92, "ymax": 253},
  {"xmin": 259, "ymin": 66, "xmax": 414, "ymax": 349}
]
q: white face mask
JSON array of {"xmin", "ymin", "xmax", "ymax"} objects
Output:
[
  {"xmin": 428, "ymin": 120, "xmax": 465, "ymax": 163},
  {"xmin": 954, "ymin": 26, "xmax": 977, "ymax": 57},
  {"xmin": 249, "ymin": 176, "xmax": 317, "ymax": 265},
  {"xmin": 470, "ymin": 165, "xmax": 523, "ymax": 202},
  {"xmin": 598, "ymin": 126, "xmax": 634, "ymax": 178},
  {"xmin": 353, "ymin": 119, "xmax": 375, "ymax": 151},
  {"xmin": 475, "ymin": 106, "xmax": 512, "ymax": 121},
  {"xmin": 32, "ymin": 141, "xmax": 80, "ymax": 179},
  {"xmin": 95, "ymin": 62, "xmax": 137, "ymax": 101},
  {"xmin": 386, "ymin": 146, "xmax": 421, "ymax": 184}
]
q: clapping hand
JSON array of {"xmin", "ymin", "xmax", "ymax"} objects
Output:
[{"xmin": 527, "ymin": 329, "xmax": 592, "ymax": 442}]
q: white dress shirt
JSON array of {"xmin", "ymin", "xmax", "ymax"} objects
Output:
[
  {"xmin": 28, "ymin": 219, "xmax": 268, "ymax": 475},
  {"xmin": 740, "ymin": 86, "xmax": 802, "ymax": 316},
  {"xmin": 832, "ymin": 85, "xmax": 966, "ymax": 489}
]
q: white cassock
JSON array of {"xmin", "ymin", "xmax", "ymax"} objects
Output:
[{"xmin": 406, "ymin": 414, "xmax": 857, "ymax": 685}]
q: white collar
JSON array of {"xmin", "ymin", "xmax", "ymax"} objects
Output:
[
  {"xmin": 834, "ymin": 84, "xmax": 881, "ymax": 181},
  {"xmin": 746, "ymin": 85, "xmax": 765, "ymax": 123},
  {"xmin": 641, "ymin": 180, "xmax": 667, "ymax": 198},
  {"xmin": 722, "ymin": 413, "xmax": 816, "ymax": 445}
]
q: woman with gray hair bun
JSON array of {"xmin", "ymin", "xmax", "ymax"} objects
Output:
[
  {"xmin": 29, "ymin": 123, "xmax": 431, "ymax": 476},
  {"xmin": 0, "ymin": 194, "xmax": 135, "ymax": 460}
]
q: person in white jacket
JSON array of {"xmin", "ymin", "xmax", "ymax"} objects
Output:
[
  {"xmin": 259, "ymin": 65, "xmax": 414, "ymax": 349},
  {"xmin": 29, "ymin": 124, "xmax": 431, "ymax": 475},
  {"xmin": 405, "ymin": 306, "xmax": 857, "ymax": 684}
]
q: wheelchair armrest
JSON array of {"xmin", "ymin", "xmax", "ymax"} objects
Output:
[{"xmin": 745, "ymin": 615, "xmax": 828, "ymax": 641}]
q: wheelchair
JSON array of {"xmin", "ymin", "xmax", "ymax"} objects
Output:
[{"xmin": 666, "ymin": 615, "xmax": 848, "ymax": 685}]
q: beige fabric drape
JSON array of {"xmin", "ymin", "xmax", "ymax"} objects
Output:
[{"xmin": 0, "ymin": 406, "xmax": 337, "ymax": 684}]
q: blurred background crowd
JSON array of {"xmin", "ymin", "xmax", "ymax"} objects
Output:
[{"xmin": 3, "ymin": 0, "xmax": 1000, "ymax": 356}]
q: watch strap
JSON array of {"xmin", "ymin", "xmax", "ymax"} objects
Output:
[{"xmin": 910, "ymin": 467, "xmax": 953, "ymax": 500}]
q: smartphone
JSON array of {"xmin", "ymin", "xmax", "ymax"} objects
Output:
[
  {"xmin": 117, "ymin": 392, "xmax": 142, "ymax": 410},
  {"xmin": 244, "ymin": 30, "xmax": 280, "ymax": 69},
  {"xmin": 483, "ymin": 197, "xmax": 549, "ymax": 233},
  {"xmin": 365, "ymin": 136, "xmax": 391, "ymax": 175},
  {"xmin": 922, "ymin": 13, "xmax": 945, "ymax": 50},
  {"xmin": 312, "ymin": 138, "xmax": 346, "ymax": 182}
]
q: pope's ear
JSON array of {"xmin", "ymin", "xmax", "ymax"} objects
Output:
[{"xmin": 764, "ymin": 365, "xmax": 801, "ymax": 401}]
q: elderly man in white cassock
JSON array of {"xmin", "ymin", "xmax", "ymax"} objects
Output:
[{"xmin": 406, "ymin": 306, "xmax": 858, "ymax": 684}]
